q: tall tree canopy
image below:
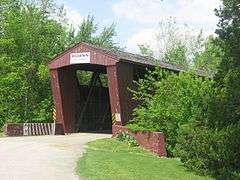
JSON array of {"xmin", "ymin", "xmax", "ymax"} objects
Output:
[
  {"xmin": 138, "ymin": 19, "xmax": 223, "ymax": 74},
  {"xmin": 215, "ymin": 0, "xmax": 240, "ymax": 79},
  {"xmin": 208, "ymin": 0, "xmax": 240, "ymax": 127}
]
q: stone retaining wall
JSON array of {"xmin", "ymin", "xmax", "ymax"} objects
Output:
[
  {"xmin": 112, "ymin": 125, "xmax": 167, "ymax": 157},
  {"xmin": 4, "ymin": 123, "xmax": 24, "ymax": 136}
]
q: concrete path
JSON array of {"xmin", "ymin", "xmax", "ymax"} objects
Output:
[{"xmin": 0, "ymin": 133, "xmax": 111, "ymax": 180}]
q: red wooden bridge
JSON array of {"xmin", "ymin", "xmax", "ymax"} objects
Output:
[{"xmin": 48, "ymin": 42, "xmax": 184, "ymax": 134}]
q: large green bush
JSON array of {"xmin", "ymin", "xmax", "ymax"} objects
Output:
[
  {"xmin": 129, "ymin": 67, "xmax": 240, "ymax": 179},
  {"xmin": 128, "ymin": 68, "xmax": 213, "ymax": 156},
  {"xmin": 174, "ymin": 122, "xmax": 240, "ymax": 179}
]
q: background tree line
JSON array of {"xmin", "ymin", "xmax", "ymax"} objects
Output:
[{"xmin": 138, "ymin": 18, "xmax": 224, "ymax": 75}]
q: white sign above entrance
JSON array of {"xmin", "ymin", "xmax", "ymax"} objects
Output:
[{"xmin": 70, "ymin": 52, "xmax": 90, "ymax": 64}]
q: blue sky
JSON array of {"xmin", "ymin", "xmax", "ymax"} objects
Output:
[{"xmin": 59, "ymin": 0, "xmax": 222, "ymax": 53}]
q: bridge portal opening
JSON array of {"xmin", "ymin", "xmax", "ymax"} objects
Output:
[
  {"xmin": 48, "ymin": 43, "xmax": 181, "ymax": 134},
  {"xmin": 74, "ymin": 69, "xmax": 112, "ymax": 133}
]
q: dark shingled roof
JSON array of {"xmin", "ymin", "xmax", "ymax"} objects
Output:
[
  {"xmin": 82, "ymin": 42, "xmax": 186, "ymax": 72},
  {"xmin": 90, "ymin": 43, "xmax": 210, "ymax": 77}
]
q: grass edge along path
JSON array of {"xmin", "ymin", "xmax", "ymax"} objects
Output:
[
  {"xmin": 0, "ymin": 132, "xmax": 5, "ymax": 137},
  {"xmin": 76, "ymin": 138, "xmax": 214, "ymax": 180}
]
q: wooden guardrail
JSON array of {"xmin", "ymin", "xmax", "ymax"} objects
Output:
[{"xmin": 23, "ymin": 123, "xmax": 55, "ymax": 136}]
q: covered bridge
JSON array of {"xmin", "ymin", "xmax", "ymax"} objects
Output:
[{"xmin": 48, "ymin": 42, "xmax": 183, "ymax": 134}]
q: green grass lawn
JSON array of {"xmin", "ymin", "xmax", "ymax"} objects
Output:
[
  {"xmin": 76, "ymin": 138, "xmax": 214, "ymax": 180},
  {"xmin": 0, "ymin": 132, "xmax": 4, "ymax": 137}
]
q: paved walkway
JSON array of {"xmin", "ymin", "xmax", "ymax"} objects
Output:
[{"xmin": 0, "ymin": 133, "xmax": 111, "ymax": 180}]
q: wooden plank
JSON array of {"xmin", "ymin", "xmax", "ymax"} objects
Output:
[{"xmin": 29, "ymin": 124, "xmax": 32, "ymax": 136}]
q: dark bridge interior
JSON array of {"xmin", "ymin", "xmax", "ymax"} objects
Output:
[{"xmin": 74, "ymin": 65, "xmax": 112, "ymax": 133}]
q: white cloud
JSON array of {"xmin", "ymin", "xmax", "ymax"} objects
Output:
[
  {"xmin": 114, "ymin": 0, "xmax": 222, "ymax": 54},
  {"xmin": 127, "ymin": 28, "xmax": 158, "ymax": 53},
  {"xmin": 64, "ymin": 5, "xmax": 83, "ymax": 30},
  {"xmin": 126, "ymin": 24, "xmax": 211, "ymax": 56},
  {"xmin": 55, "ymin": 0, "xmax": 84, "ymax": 30},
  {"xmin": 112, "ymin": 0, "xmax": 222, "ymax": 29}
]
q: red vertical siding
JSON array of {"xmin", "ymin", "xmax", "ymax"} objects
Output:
[
  {"xmin": 107, "ymin": 63, "xmax": 135, "ymax": 125},
  {"xmin": 50, "ymin": 70, "xmax": 65, "ymax": 126},
  {"xmin": 50, "ymin": 67, "xmax": 77, "ymax": 133},
  {"xmin": 58, "ymin": 67, "xmax": 77, "ymax": 133},
  {"xmin": 116, "ymin": 62, "xmax": 135, "ymax": 124},
  {"xmin": 107, "ymin": 65, "xmax": 121, "ymax": 117}
]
